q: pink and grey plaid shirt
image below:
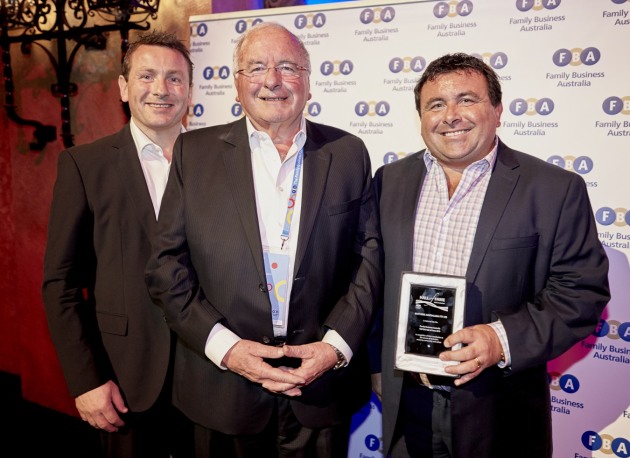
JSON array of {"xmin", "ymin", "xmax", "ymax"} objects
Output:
[{"xmin": 413, "ymin": 144, "xmax": 497, "ymax": 277}]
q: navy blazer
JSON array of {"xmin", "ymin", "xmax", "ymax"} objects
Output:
[
  {"xmin": 375, "ymin": 140, "xmax": 609, "ymax": 457},
  {"xmin": 146, "ymin": 118, "xmax": 383, "ymax": 433}
]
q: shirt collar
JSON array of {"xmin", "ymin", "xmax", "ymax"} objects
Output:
[
  {"xmin": 245, "ymin": 116, "xmax": 307, "ymax": 158},
  {"xmin": 129, "ymin": 117, "xmax": 186, "ymax": 158}
]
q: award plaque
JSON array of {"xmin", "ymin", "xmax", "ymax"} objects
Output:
[{"xmin": 394, "ymin": 272, "xmax": 466, "ymax": 376}]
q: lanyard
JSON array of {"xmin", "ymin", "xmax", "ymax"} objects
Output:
[{"xmin": 280, "ymin": 148, "xmax": 303, "ymax": 250}]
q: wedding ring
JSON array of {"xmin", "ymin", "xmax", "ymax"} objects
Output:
[{"xmin": 474, "ymin": 357, "xmax": 481, "ymax": 369}]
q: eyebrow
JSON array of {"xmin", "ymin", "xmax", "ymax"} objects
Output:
[
  {"xmin": 243, "ymin": 59, "xmax": 298, "ymax": 66},
  {"xmin": 423, "ymin": 90, "xmax": 482, "ymax": 106},
  {"xmin": 135, "ymin": 67, "xmax": 185, "ymax": 76}
]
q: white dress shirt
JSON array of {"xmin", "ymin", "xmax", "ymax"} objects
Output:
[{"xmin": 129, "ymin": 118, "xmax": 184, "ymax": 218}]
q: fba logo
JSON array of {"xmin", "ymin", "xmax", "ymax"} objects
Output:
[
  {"xmin": 295, "ymin": 13, "xmax": 326, "ymax": 29},
  {"xmin": 509, "ymin": 98, "xmax": 555, "ymax": 116},
  {"xmin": 596, "ymin": 207, "xmax": 630, "ymax": 227},
  {"xmin": 593, "ymin": 319, "xmax": 630, "ymax": 342},
  {"xmin": 582, "ymin": 431, "xmax": 630, "ymax": 457},
  {"xmin": 305, "ymin": 102, "xmax": 321, "ymax": 117},
  {"xmin": 389, "ymin": 56, "xmax": 426, "ymax": 74},
  {"xmin": 547, "ymin": 155, "xmax": 593, "ymax": 174},
  {"xmin": 552, "ymin": 47, "xmax": 601, "ymax": 67},
  {"xmin": 203, "ymin": 66, "xmax": 231, "ymax": 80},
  {"xmin": 320, "ymin": 60, "xmax": 354, "ymax": 76},
  {"xmin": 235, "ymin": 18, "xmax": 263, "ymax": 34},
  {"xmin": 191, "ymin": 104, "xmax": 204, "ymax": 118},
  {"xmin": 548, "ymin": 372, "xmax": 580, "ymax": 393},
  {"xmin": 365, "ymin": 434, "xmax": 381, "ymax": 452},
  {"xmin": 433, "ymin": 1, "xmax": 474, "ymax": 18},
  {"xmin": 471, "ymin": 52, "xmax": 509, "ymax": 70},
  {"xmin": 359, "ymin": 7, "xmax": 396, "ymax": 24},
  {"xmin": 355, "ymin": 101, "xmax": 391, "ymax": 117},
  {"xmin": 602, "ymin": 96, "xmax": 630, "ymax": 115},
  {"xmin": 231, "ymin": 103, "xmax": 243, "ymax": 118},
  {"xmin": 515, "ymin": 0, "xmax": 561, "ymax": 12},
  {"xmin": 190, "ymin": 23, "xmax": 208, "ymax": 38},
  {"xmin": 383, "ymin": 152, "xmax": 410, "ymax": 164}
]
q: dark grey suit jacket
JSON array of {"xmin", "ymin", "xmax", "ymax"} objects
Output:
[
  {"xmin": 42, "ymin": 125, "xmax": 172, "ymax": 411},
  {"xmin": 146, "ymin": 118, "xmax": 382, "ymax": 434},
  {"xmin": 376, "ymin": 141, "xmax": 609, "ymax": 457}
]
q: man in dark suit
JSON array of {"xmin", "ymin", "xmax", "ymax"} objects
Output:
[
  {"xmin": 42, "ymin": 31, "xmax": 193, "ymax": 457},
  {"xmin": 145, "ymin": 22, "xmax": 381, "ymax": 457},
  {"xmin": 373, "ymin": 53, "xmax": 609, "ymax": 457}
]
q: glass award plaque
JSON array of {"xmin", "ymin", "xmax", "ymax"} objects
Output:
[{"xmin": 394, "ymin": 272, "xmax": 466, "ymax": 376}]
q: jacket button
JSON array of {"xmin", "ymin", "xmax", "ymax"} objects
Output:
[
  {"xmin": 259, "ymin": 283, "xmax": 267, "ymax": 292},
  {"xmin": 262, "ymin": 336, "xmax": 271, "ymax": 344}
]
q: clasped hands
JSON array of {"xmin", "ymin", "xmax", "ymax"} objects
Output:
[{"xmin": 222, "ymin": 340, "xmax": 339, "ymax": 396}]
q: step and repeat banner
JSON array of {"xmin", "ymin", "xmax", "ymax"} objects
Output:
[{"xmin": 188, "ymin": 1, "xmax": 629, "ymax": 456}]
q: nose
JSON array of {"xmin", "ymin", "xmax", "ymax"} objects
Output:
[
  {"xmin": 263, "ymin": 66, "xmax": 282, "ymax": 90},
  {"xmin": 152, "ymin": 77, "xmax": 169, "ymax": 97},
  {"xmin": 442, "ymin": 102, "xmax": 461, "ymax": 126}
]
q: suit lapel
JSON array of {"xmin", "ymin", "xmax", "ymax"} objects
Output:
[
  {"xmin": 116, "ymin": 125, "xmax": 157, "ymax": 237},
  {"xmin": 397, "ymin": 153, "xmax": 427, "ymax": 271},
  {"xmin": 294, "ymin": 122, "xmax": 331, "ymax": 271},
  {"xmin": 466, "ymin": 142, "xmax": 520, "ymax": 284},
  {"xmin": 221, "ymin": 120, "xmax": 267, "ymax": 284}
]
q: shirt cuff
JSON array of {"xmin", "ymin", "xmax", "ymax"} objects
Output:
[
  {"xmin": 487, "ymin": 321, "xmax": 511, "ymax": 368},
  {"xmin": 322, "ymin": 330, "xmax": 353, "ymax": 364},
  {"xmin": 205, "ymin": 323, "xmax": 241, "ymax": 370}
]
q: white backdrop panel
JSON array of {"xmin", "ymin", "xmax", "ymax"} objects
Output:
[{"xmin": 188, "ymin": 1, "xmax": 630, "ymax": 456}]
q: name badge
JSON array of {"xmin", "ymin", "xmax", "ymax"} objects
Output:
[{"xmin": 263, "ymin": 247, "xmax": 290, "ymax": 327}]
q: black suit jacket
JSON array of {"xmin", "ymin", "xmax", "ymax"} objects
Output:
[
  {"xmin": 42, "ymin": 125, "xmax": 172, "ymax": 412},
  {"xmin": 146, "ymin": 118, "xmax": 382, "ymax": 434},
  {"xmin": 376, "ymin": 141, "xmax": 609, "ymax": 457}
]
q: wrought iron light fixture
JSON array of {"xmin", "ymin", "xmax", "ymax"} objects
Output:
[{"xmin": 1, "ymin": 0, "xmax": 160, "ymax": 150}]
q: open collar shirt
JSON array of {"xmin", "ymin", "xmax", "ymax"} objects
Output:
[{"xmin": 129, "ymin": 117, "xmax": 185, "ymax": 218}]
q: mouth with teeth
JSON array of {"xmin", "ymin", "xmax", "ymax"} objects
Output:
[
  {"xmin": 147, "ymin": 103, "xmax": 173, "ymax": 108},
  {"xmin": 259, "ymin": 96, "xmax": 287, "ymax": 102},
  {"xmin": 441, "ymin": 129, "xmax": 470, "ymax": 137}
]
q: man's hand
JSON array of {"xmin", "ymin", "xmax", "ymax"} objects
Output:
[
  {"xmin": 75, "ymin": 380, "xmax": 127, "ymax": 432},
  {"xmin": 282, "ymin": 342, "xmax": 338, "ymax": 387},
  {"xmin": 222, "ymin": 340, "xmax": 306, "ymax": 395},
  {"xmin": 439, "ymin": 324, "xmax": 504, "ymax": 386},
  {"xmin": 371, "ymin": 373, "xmax": 382, "ymax": 402}
]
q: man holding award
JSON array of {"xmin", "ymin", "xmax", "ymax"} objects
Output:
[{"xmin": 373, "ymin": 53, "xmax": 609, "ymax": 457}]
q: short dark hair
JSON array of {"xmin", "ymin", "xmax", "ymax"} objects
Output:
[
  {"xmin": 414, "ymin": 53, "xmax": 502, "ymax": 116},
  {"xmin": 121, "ymin": 30, "xmax": 193, "ymax": 87}
]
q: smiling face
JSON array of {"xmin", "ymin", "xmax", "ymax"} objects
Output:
[
  {"xmin": 234, "ymin": 26, "xmax": 311, "ymax": 135},
  {"xmin": 418, "ymin": 70, "xmax": 503, "ymax": 169},
  {"xmin": 118, "ymin": 44, "xmax": 191, "ymax": 139}
]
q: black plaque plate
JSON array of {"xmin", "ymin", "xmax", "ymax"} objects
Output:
[{"xmin": 395, "ymin": 272, "xmax": 466, "ymax": 376}]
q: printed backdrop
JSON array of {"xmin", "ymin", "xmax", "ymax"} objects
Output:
[{"xmin": 188, "ymin": 1, "xmax": 630, "ymax": 456}]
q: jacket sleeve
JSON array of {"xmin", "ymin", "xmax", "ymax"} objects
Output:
[
  {"xmin": 323, "ymin": 140, "xmax": 384, "ymax": 352},
  {"xmin": 145, "ymin": 135, "xmax": 223, "ymax": 356},
  {"xmin": 42, "ymin": 150, "xmax": 113, "ymax": 398},
  {"xmin": 497, "ymin": 174, "xmax": 610, "ymax": 373}
]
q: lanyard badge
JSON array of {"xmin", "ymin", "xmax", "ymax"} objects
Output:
[{"xmin": 263, "ymin": 148, "xmax": 303, "ymax": 328}]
